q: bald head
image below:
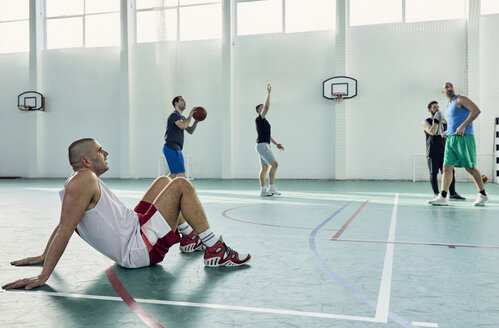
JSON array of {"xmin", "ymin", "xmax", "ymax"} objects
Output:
[{"xmin": 68, "ymin": 138, "xmax": 95, "ymax": 170}]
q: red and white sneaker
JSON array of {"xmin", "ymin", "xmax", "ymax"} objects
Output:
[
  {"xmin": 204, "ymin": 236, "xmax": 251, "ymax": 267},
  {"xmin": 179, "ymin": 231, "xmax": 205, "ymax": 253}
]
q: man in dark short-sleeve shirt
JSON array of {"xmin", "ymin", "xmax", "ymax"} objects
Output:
[
  {"xmin": 423, "ymin": 100, "xmax": 464, "ymax": 201},
  {"xmin": 255, "ymin": 84, "xmax": 284, "ymax": 197},
  {"xmin": 163, "ymin": 96, "xmax": 201, "ymax": 178}
]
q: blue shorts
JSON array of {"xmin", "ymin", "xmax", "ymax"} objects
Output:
[{"xmin": 163, "ymin": 145, "xmax": 185, "ymax": 174}]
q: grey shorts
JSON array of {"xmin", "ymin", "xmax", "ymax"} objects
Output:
[{"xmin": 255, "ymin": 142, "xmax": 276, "ymax": 165}]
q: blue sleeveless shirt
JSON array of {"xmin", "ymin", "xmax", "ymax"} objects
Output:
[{"xmin": 446, "ymin": 95, "xmax": 473, "ymax": 136}]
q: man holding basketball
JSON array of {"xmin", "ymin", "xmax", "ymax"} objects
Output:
[
  {"xmin": 163, "ymin": 96, "xmax": 200, "ymax": 178},
  {"xmin": 255, "ymin": 84, "xmax": 284, "ymax": 197},
  {"xmin": 428, "ymin": 82, "xmax": 488, "ymax": 206},
  {"xmin": 3, "ymin": 138, "xmax": 250, "ymax": 291}
]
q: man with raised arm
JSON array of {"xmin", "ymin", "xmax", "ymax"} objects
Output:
[
  {"xmin": 3, "ymin": 138, "xmax": 250, "ymax": 290},
  {"xmin": 254, "ymin": 84, "xmax": 285, "ymax": 197}
]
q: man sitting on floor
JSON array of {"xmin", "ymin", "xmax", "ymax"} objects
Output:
[{"xmin": 3, "ymin": 138, "xmax": 250, "ymax": 290}]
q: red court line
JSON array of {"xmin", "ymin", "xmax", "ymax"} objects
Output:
[
  {"xmin": 332, "ymin": 239, "xmax": 499, "ymax": 249},
  {"xmin": 222, "ymin": 205, "xmax": 338, "ymax": 231},
  {"xmin": 331, "ymin": 200, "xmax": 369, "ymax": 240},
  {"xmin": 106, "ymin": 267, "xmax": 165, "ymax": 328}
]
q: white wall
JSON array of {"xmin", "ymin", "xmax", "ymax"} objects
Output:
[
  {"xmin": 231, "ymin": 31, "xmax": 336, "ymax": 179},
  {"xmin": 37, "ymin": 47, "xmax": 122, "ymax": 178},
  {"xmin": 130, "ymin": 40, "xmax": 226, "ymax": 178},
  {"xmin": 341, "ymin": 20, "xmax": 468, "ymax": 179},
  {"xmin": 1, "ymin": 3, "xmax": 498, "ymax": 180},
  {"xmin": 478, "ymin": 14, "xmax": 499, "ymax": 156},
  {"xmin": 0, "ymin": 53, "xmax": 33, "ymax": 177}
]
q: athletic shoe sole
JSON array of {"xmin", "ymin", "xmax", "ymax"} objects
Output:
[
  {"xmin": 180, "ymin": 243, "xmax": 205, "ymax": 253},
  {"xmin": 204, "ymin": 256, "xmax": 251, "ymax": 267},
  {"xmin": 428, "ymin": 202, "xmax": 448, "ymax": 206}
]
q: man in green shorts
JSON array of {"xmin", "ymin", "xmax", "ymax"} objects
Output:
[{"xmin": 429, "ymin": 82, "xmax": 488, "ymax": 206}]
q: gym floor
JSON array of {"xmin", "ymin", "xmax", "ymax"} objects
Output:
[{"xmin": 1, "ymin": 178, "xmax": 498, "ymax": 328}]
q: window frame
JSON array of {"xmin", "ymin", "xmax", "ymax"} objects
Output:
[
  {"xmin": 481, "ymin": 0, "xmax": 499, "ymax": 16},
  {"xmin": 44, "ymin": 0, "xmax": 121, "ymax": 50},
  {"xmin": 0, "ymin": 0, "xmax": 30, "ymax": 54},
  {"xmin": 235, "ymin": 0, "xmax": 336, "ymax": 37},
  {"xmin": 348, "ymin": 0, "xmax": 469, "ymax": 27},
  {"xmin": 135, "ymin": 0, "xmax": 222, "ymax": 43}
]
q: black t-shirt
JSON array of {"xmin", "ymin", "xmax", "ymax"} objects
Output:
[
  {"xmin": 424, "ymin": 118, "xmax": 446, "ymax": 158},
  {"xmin": 164, "ymin": 111, "xmax": 185, "ymax": 150},
  {"xmin": 255, "ymin": 115, "xmax": 271, "ymax": 143}
]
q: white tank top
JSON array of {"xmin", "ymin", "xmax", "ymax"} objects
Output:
[{"xmin": 59, "ymin": 179, "xmax": 149, "ymax": 268}]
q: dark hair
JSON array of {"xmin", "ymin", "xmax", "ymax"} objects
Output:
[
  {"xmin": 255, "ymin": 104, "xmax": 263, "ymax": 112},
  {"xmin": 172, "ymin": 96, "xmax": 182, "ymax": 108},
  {"xmin": 427, "ymin": 101, "xmax": 438, "ymax": 110},
  {"xmin": 68, "ymin": 138, "xmax": 94, "ymax": 168}
]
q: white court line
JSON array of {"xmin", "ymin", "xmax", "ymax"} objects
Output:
[
  {"xmin": 0, "ymin": 289, "xmax": 381, "ymax": 323},
  {"xmin": 411, "ymin": 321, "xmax": 438, "ymax": 327},
  {"xmin": 375, "ymin": 193, "xmax": 398, "ymax": 322},
  {"xmin": 19, "ymin": 189, "xmax": 437, "ymax": 325}
]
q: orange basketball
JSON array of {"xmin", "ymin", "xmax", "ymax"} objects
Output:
[
  {"xmin": 482, "ymin": 175, "xmax": 488, "ymax": 183},
  {"xmin": 193, "ymin": 106, "xmax": 207, "ymax": 121}
]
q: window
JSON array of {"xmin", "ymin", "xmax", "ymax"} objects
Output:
[
  {"xmin": 237, "ymin": 0, "xmax": 282, "ymax": 36},
  {"xmin": 285, "ymin": 0, "xmax": 334, "ymax": 33},
  {"xmin": 0, "ymin": 0, "xmax": 29, "ymax": 53},
  {"xmin": 137, "ymin": 9, "xmax": 177, "ymax": 42},
  {"xmin": 47, "ymin": 17, "xmax": 83, "ymax": 49},
  {"xmin": 136, "ymin": 0, "xmax": 222, "ymax": 42},
  {"xmin": 85, "ymin": 13, "xmax": 120, "ymax": 48},
  {"xmin": 46, "ymin": 0, "xmax": 120, "ymax": 49},
  {"xmin": 180, "ymin": 4, "xmax": 221, "ymax": 40},
  {"xmin": 406, "ymin": 0, "xmax": 466, "ymax": 23},
  {"xmin": 481, "ymin": 0, "xmax": 499, "ymax": 15},
  {"xmin": 349, "ymin": 0, "xmax": 402, "ymax": 27}
]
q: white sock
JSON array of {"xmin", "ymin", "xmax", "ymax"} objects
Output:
[
  {"xmin": 261, "ymin": 186, "xmax": 267, "ymax": 191},
  {"xmin": 177, "ymin": 221, "xmax": 193, "ymax": 236},
  {"xmin": 270, "ymin": 184, "xmax": 276, "ymax": 189},
  {"xmin": 198, "ymin": 228, "xmax": 218, "ymax": 248}
]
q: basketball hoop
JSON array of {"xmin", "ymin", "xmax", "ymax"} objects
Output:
[
  {"xmin": 17, "ymin": 91, "xmax": 45, "ymax": 111},
  {"xmin": 332, "ymin": 92, "xmax": 345, "ymax": 102}
]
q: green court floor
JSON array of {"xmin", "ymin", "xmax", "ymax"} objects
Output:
[{"xmin": 1, "ymin": 179, "xmax": 498, "ymax": 328}]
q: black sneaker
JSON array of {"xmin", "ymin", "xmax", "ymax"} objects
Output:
[{"xmin": 449, "ymin": 193, "xmax": 466, "ymax": 201}]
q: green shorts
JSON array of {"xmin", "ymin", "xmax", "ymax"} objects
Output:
[{"xmin": 443, "ymin": 134, "xmax": 476, "ymax": 168}]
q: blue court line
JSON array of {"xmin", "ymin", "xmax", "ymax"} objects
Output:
[{"xmin": 308, "ymin": 201, "xmax": 415, "ymax": 328}]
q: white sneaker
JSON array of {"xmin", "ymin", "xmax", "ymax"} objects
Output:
[
  {"xmin": 428, "ymin": 194, "xmax": 448, "ymax": 206},
  {"xmin": 260, "ymin": 189, "xmax": 272, "ymax": 197},
  {"xmin": 267, "ymin": 185, "xmax": 281, "ymax": 196},
  {"xmin": 472, "ymin": 193, "xmax": 488, "ymax": 206}
]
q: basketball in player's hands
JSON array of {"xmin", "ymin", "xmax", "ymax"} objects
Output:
[{"xmin": 193, "ymin": 107, "xmax": 207, "ymax": 121}]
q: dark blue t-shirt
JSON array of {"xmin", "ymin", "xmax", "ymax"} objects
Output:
[
  {"xmin": 255, "ymin": 115, "xmax": 271, "ymax": 143},
  {"xmin": 164, "ymin": 111, "xmax": 185, "ymax": 150}
]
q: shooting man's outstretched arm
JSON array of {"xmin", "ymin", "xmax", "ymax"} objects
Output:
[
  {"xmin": 260, "ymin": 84, "xmax": 271, "ymax": 119},
  {"xmin": 185, "ymin": 119, "xmax": 198, "ymax": 134}
]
